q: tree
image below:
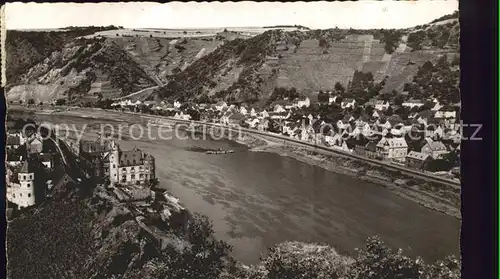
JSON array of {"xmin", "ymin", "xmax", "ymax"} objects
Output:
[
  {"xmin": 318, "ymin": 37, "xmax": 329, "ymax": 48},
  {"xmin": 385, "ymin": 106, "xmax": 394, "ymax": 116},
  {"xmin": 55, "ymin": 99, "xmax": 66, "ymax": 106},
  {"xmin": 334, "ymin": 82, "xmax": 345, "ymax": 94},
  {"xmin": 153, "ymin": 213, "xmax": 233, "ymax": 279},
  {"xmin": 317, "ymin": 91, "xmax": 329, "ymax": 103},
  {"xmin": 27, "ymin": 99, "xmax": 35, "ymax": 105},
  {"xmin": 394, "ymin": 95, "xmax": 405, "ymax": 106}
]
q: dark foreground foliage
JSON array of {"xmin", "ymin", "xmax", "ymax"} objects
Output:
[{"xmin": 7, "ymin": 185, "xmax": 459, "ymax": 279}]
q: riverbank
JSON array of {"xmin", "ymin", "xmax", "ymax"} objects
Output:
[{"xmin": 222, "ymin": 125, "xmax": 460, "ymax": 219}]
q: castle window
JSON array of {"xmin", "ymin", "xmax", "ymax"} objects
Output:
[
  {"xmin": 139, "ymin": 173, "xmax": 144, "ymax": 178},
  {"xmin": 29, "ymin": 174, "xmax": 33, "ymax": 180},
  {"xmin": 131, "ymin": 174, "xmax": 135, "ymax": 180},
  {"xmin": 113, "ymin": 164, "xmax": 116, "ymax": 168},
  {"xmin": 20, "ymin": 193, "xmax": 22, "ymax": 197},
  {"xmin": 27, "ymin": 183, "xmax": 31, "ymax": 187},
  {"xmin": 28, "ymin": 194, "xmax": 31, "ymax": 197},
  {"xmin": 23, "ymin": 175, "xmax": 26, "ymax": 180}
]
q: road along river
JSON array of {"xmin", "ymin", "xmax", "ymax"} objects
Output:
[{"xmin": 34, "ymin": 112, "xmax": 460, "ymax": 265}]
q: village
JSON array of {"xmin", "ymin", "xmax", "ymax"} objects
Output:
[{"xmin": 105, "ymin": 88, "xmax": 461, "ymax": 179}]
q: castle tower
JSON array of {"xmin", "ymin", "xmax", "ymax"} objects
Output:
[
  {"xmin": 143, "ymin": 153, "xmax": 155, "ymax": 181},
  {"xmin": 108, "ymin": 140, "xmax": 120, "ymax": 184},
  {"xmin": 17, "ymin": 161, "xmax": 36, "ymax": 208}
]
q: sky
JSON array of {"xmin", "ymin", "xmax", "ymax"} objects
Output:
[{"xmin": 5, "ymin": 1, "xmax": 458, "ymax": 30}]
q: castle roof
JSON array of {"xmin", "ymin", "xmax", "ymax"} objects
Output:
[
  {"xmin": 20, "ymin": 160, "xmax": 35, "ymax": 173},
  {"xmin": 7, "ymin": 135, "xmax": 21, "ymax": 145},
  {"xmin": 119, "ymin": 148, "xmax": 144, "ymax": 167}
]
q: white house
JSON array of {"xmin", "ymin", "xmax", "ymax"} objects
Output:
[
  {"xmin": 402, "ymin": 100, "xmax": 424, "ymax": 109},
  {"xmin": 431, "ymin": 101, "xmax": 444, "ymax": 111},
  {"xmin": 260, "ymin": 110, "xmax": 269, "ymax": 119},
  {"xmin": 250, "ymin": 108, "xmax": 257, "ymax": 117},
  {"xmin": 240, "ymin": 106, "xmax": 248, "ymax": 115},
  {"xmin": 273, "ymin": 104, "xmax": 286, "ymax": 113},
  {"xmin": 376, "ymin": 137, "xmax": 408, "ymax": 162},
  {"xmin": 296, "ymin": 96, "xmax": 311, "ymax": 108},
  {"xmin": 174, "ymin": 100, "xmax": 182, "ymax": 109},
  {"xmin": 375, "ymin": 100, "xmax": 390, "ymax": 111},
  {"xmin": 215, "ymin": 101, "xmax": 228, "ymax": 111},
  {"xmin": 434, "ymin": 110, "xmax": 457, "ymax": 119},
  {"xmin": 341, "ymin": 98, "xmax": 356, "ymax": 109},
  {"xmin": 421, "ymin": 138, "xmax": 448, "ymax": 159},
  {"xmin": 328, "ymin": 96, "xmax": 339, "ymax": 104}
]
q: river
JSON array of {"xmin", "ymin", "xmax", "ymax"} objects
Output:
[{"xmin": 36, "ymin": 113, "xmax": 460, "ymax": 265}]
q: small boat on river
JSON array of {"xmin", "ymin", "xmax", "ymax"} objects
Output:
[{"xmin": 206, "ymin": 148, "xmax": 234, "ymax": 154}]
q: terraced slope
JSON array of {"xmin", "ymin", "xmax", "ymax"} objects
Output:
[{"xmin": 7, "ymin": 39, "xmax": 157, "ymax": 104}]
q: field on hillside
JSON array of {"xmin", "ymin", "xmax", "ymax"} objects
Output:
[{"xmin": 109, "ymin": 37, "xmax": 222, "ymax": 83}]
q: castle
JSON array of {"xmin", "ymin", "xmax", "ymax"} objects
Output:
[
  {"xmin": 107, "ymin": 140, "xmax": 155, "ymax": 185},
  {"xmin": 6, "ymin": 159, "xmax": 46, "ymax": 208}
]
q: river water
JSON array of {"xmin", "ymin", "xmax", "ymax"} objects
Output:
[{"xmin": 38, "ymin": 114, "xmax": 461, "ymax": 265}]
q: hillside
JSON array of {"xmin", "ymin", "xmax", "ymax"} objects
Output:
[
  {"xmin": 154, "ymin": 16, "xmax": 459, "ymax": 104},
  {"xmin": 5, "ymin": 12, "xmax": 459, "ymax": 105},
  {"xmin": 5, "ymin": 29, "xmax": 225, "ymax": 104},
  {"xmin": 6, "ymin": 38, "xmax": 157, "ymax": 105},
  {"xmin": 5, "ymin": 26, "xmax": 121, "ymax": 86}
]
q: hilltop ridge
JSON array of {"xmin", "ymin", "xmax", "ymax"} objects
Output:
[{"xmin": 5, "ymin": 12, "xmax": 459, "ymax": 106}]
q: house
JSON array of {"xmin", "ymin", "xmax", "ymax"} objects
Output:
[
  {"xmin": 296, "ymin": 96, "xmax": 311, "ymax": 108},
  {"xmin": 390, "ymin": 124, "xmax": 405, "ymax": 137},
  {"xmin": 174, "ymin": 111, "xmax": 191, "ymax": 121},
  {"xmin": 387, "ymin": 115, "xmax": 404, "ymax": 128},
  {"xmin": 431, "ymin": 100, "xmax": 444, "ymax": 111},
  {"xmin": 260, "ymin": 110, "xmax": 269, "ymax": 119},
  {"xmin": 341, "ymin": 98, "xmax": 356, "ymax": 109},
  {"xmin": 434, "ymin": 110, "xmax": 457, "ymax": 119},
  {"xmin": 6, "ymin": 135, "xmax": 21, "ymax": 150},
  {"xmin": 39, "ymin": 153, "xmax": 54, "ymax": 169},
  {"xmin": 269, "ymin": 111, "xmax": 290, "ymax": 120},
  {"xmin": 228, "ymin": 112, "xmax": 246, "ymax": 126},
  {"xmin": 6, "ymin": 153, "xmax": 23, "ymax": 167},
  {"xmin": 402, "ymin": 99, "xmax": 424, "ymax": 109},
  {"xmin": 250, "ymin": 108, "xmax": 257, "ymax": 117},
  {"xmin": 245, "ymin": 117, "xmax": 261, "ymax": 129},
  {"xmin": 406, "ymin": 151, "xmax": 432, "ymax": 169},
  {"xmin": 372, "ymin": 110, "xmax": 381, "ymax": 119},
  {"xmin": 174, "ymin": 100, "xmax": 182, "ymax": 109},
  {"xmin": 365, "ymin": 141, "xmax": 378, "ymax": 159},
  {"xmin": 108, "ymin": 141, "xmax": 155, "ymax": 185},
  {"xmin": 421, "ymin": 138, "xmax": 448, "ymax": 159},
  {"xmin": 257, "ymin": 119, "xmax": 269, "ymax": 131},
  {"xmin": 328, "ymin": 95, "xmax": 339, "ymax": 104},
  {"xmin": 220, "ymin": 111, "xmax": 232, "ymax": 125},
  {"xmin": 376, "ymin": 137, "xmax": 408, "ymax": 162},
  {"xmin": 273, "ymin": 104, "xmax": 286, "ymax": 113},
  {"xmin": 26, "ymin": 134, "xmax": 43, "ymax": 155},
  {"xmin": 375, "ymin": 100, "xmax": 390, "ymax": 111},
  {"xmin": 215, "ymin": 101, "xmax": 228, "ymax": 111},
  {"xmin": 240, "ymin": 106, "xmax": 248, "ymax": 115}
]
